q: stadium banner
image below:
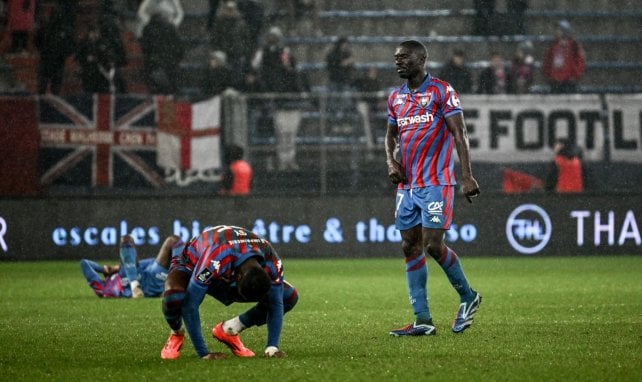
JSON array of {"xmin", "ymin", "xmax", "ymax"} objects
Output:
[
  {"xmin": 39, "ymin": 94, "xmax": 163, "ymax": 188},
  {"xmin": 604, "ymin": 93, "xmax": 642, "ymax": 162},
  {"xmin": 157, "ymin": 96, "xmax": 222, "ymax": 186},
  {"xmin": 461, "ymin": 94, "xmax": 607, "ymax": 162},
  {"xmin": 0, "ymin": 194, "xmax": 639, "ymax": 261},
  {"xmin": 36, "ymin": 94, "xmax": 222, "ymax": 189}
]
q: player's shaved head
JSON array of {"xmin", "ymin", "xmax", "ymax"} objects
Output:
[
  {"xmin": 399, "ymin": 40, "xmax": 427, "ymax": 59},
  {"xmin": 237, "ymin": 257, "xmax": 271, "ymax": 301}
]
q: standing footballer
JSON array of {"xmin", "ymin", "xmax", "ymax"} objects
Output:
[{"xmin": 385, "ymin": 40, "xmax": 481, "ymax": 336}]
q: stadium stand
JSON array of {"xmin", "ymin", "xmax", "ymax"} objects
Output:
[
  {"xmin": 166, "ymin": 0, "xmax": 642, "ymax": 96},
  {"xmin": 1, "ymin": 0, "xmax": 641, "ymax": 195},
  {"xmin": 1, "ymin": 0, "xmax": 640, "ymax": 96}
]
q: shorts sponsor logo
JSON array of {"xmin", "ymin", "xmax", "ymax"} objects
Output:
[
  {"xmin": 430, "ymin": 216, "xmax": 442, "ymax": 224},
  {"xmin": 427, "ymin": 201, "xmax": 444, "ymax": 215}
]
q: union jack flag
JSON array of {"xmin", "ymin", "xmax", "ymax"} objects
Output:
[{"xmin": 39, "ymin": 94, "xmax": 165, "ymax": 188}]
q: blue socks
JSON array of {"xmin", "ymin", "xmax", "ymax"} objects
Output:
[
  {"xmin": 405, "ymin": 254, "xmax": 431, "ymax": 323},
  {"xmin": 119, "ymin": 244, "xmax": 139, "ymax": 284},
  {"xmin": 437, "ymin": 246, "xmax": 474, "ymax": 303},
  {"xmin": 162, "ymin": 289, "xmax": 186, "ymax": 331}
]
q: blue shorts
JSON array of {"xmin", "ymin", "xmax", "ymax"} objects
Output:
[
  {"xmin": 140, "ymin": 258, "xmax": 169, "ymax": 297},
  {"xmin": 395, "ymin": 186, "xmax": 454, "ymax": 230}
]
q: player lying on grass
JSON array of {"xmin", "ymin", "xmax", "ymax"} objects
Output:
[
  {"xmin": 161, "ymin": 225, "xmax": 299, "ymax": 360},
  {"xmin": 80, "ymin": 235, "xmax": 181, "ymax": 298}
]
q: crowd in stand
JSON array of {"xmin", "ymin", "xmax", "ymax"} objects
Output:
[{"xmin": 0, "ymin": 0, "xmax": 586, "ymax": 97}]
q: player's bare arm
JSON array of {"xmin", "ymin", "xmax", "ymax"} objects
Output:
[
  {"xmin": 446, "ymin": 113, "xmax": 480, "ymax": 203},
  {"xmin": 385, "ymin": 122, "xmax": 403, "ymax": 184}
]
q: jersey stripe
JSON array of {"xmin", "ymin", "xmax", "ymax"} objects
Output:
[{"xmin": 387, "ymin": 74, "xmax": 462, "ymax": 188}]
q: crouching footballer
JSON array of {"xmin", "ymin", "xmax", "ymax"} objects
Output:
[{"xmin": 160, "ymin": 225, "xmax": 298, "ymax": 359}]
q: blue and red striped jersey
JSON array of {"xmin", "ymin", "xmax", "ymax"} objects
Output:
[
  {"xmin": 176, "ymin": 225, "xmax": 283, "ymax": 287},
  {"xmin": 387, "ymin": 73, "xmax": 463, "ymax": 188}
]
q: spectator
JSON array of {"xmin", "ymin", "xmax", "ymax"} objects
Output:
[
  {"xmin": 507, "ymin": 0, "xmax": 529, "ymax": 35},
  {"xmin": 139, "ymin": 12, "xmax": 184, "ymax": 95},
  {"xmin": 219, "ymin": 144, "xmax": 253, "ymax": 196},
  {"xmin": 353, "ymin": 66, "xmax": 384, "ymax": 110},
  {"xmin": 75, "ymin": 26, "xmax": 126, "ymax": 94},
  {"xmin": 241, "ymin": 68, "xmax": 263, "ymax": 93},
  {"xmin": 6, "ymin": 0, "xmax": 35, "ymax": 54},
  {"xmin": 251, "ymin": 26, "xmax": 304, "ymax": 170},
  {"xmin": 326, "ymin": 36, "xmax": 355, "ymax": 91},
  {"xmin": 546, "ymin": 139, "xmax": 584, "ymax": 193},
  {"xmin": 291, "ymin": 0, "xmax": 319, "ymax": 35},
  {"xmin": 325, "ymin": 36, "xmax": 357, "ymax": 127},
  {"xmin": 209, "ymin": 1, "xmax": 251, "ymax": 71},
  {"xmin": 478, "ymin": 52, "xmax": 510, "ymax": 94},
  {"xmin": 353, "ymin": 66, "xmax": 385, "ymax": 160},
  {"xmin": 201, "ymin": 50, "xmax": 238, "ymax": 97},
  {"xmin": 136, "ymin": 0, "xmax": 184, "ymax": 37},
  {"xmin": 251, "ymin": 26, "xmax": 302, "ymax": 93},
  {"xmin": 473, "ymin": 0, "xmax": 496, "ymax": 36},
  {"xmin": 34, "ymin": 1, "xmax": 76, "ymax": 94},
  {"xmin": 508, "ymin": 40, "xmax": 535, "ymax": 94},
  {"xmin": 98, "ymin": 1, "xmax": 128, "ymax": 71},
  {"xmin": 237, "ymin": 0, "xmax": 265, "ymax": 56},
  {"xmin": 543, "ymin": 20, "xmax": 585, "ymax": 94},
  {"xmin": 206, "ymin": 0, "xmax": 221, "ymax": 30},
  {"xmin": 439, "ymin": 49, "xmax": 473, "ymax": 94}
]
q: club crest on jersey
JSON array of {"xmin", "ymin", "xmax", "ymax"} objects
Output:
[{"xmin": 419, "ymin": 93, "xmax": 431, "ymax": 107}]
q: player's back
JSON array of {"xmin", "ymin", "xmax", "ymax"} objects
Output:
[{"xmin": 185, "ymin": 225, "xmax": 274, "ymax": 277}]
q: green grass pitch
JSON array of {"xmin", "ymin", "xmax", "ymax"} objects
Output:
[{"xmin": 1, "ymin": 256, "xmax": 641, "ymax": 381}]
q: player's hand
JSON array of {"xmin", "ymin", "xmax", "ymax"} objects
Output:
[
  {"xmin": 102, "ymin": 265, "xmax": 119, "ymax": 276},
  {"xmin": 460, "ymin": 176, "xmax": 480, "ymax": 203},
  {"xmin": 264, "ymin": 346, "xmax": 287, "ymax": 358},
  {"xmin": 202, "ymin": 352, "xmax": 229, "ymax": 360},
  {"xmin": 387, "ymin": 160, "xmax": 404, "ymax": 185}
]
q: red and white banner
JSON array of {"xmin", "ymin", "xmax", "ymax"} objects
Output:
[{"xmin": 156, "ymin": 96, "xmax": 221, "ymax": 181}]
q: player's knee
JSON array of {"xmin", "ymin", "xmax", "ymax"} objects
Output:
[
  {"xmin": 79, "ymin": 259, "xmax": 90, "ymax": 270},
  {"xmin": 163, "ymin": 235, "xmax": 181, "ymax": 249},
  {"xmin": 164, "ymin": 269, "xmax": 189, "ymax": 292},
  {"xmin": 424, "ymin": 241, "xmax": 445, "ymax": 259},
  {"xmin": 283, "ymin": 283, "xmax": 299, "ymax": 313},
  {"xmin": 401, "ymin": 239, "xmax": 422, "ymax": 258},
  {"xmin": 164, "ymin": 279, "xmax": 186, "ymax": 293}
]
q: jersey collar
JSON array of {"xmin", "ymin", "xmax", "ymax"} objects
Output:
[{"xmin": 400, "ymin": 73, "xmax": 432, "ymax": 94}]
